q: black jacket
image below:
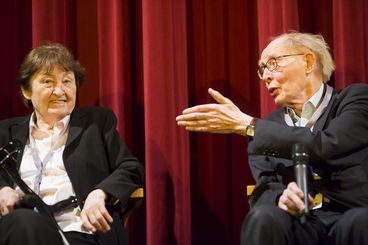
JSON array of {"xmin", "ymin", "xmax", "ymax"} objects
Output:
[
  {"xmin": 248, "ymin": 83, "xmax": 368, "ymax": 213},
  {"xmin": 0, "ymin": 106, "xmax": 145, "ymax": 244}
]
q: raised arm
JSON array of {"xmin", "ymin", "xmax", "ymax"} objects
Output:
[{"xmin": 176, "ymin": 88, "xmax": 254, "ymax": 136}]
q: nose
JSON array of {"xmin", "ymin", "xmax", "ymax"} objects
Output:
[
  {"xmin": 262, "ymin": 68, "xmax": 273, "ymax": 85},
  {"xmin": 53, "ymin": 82, "xmax": 66, "ymax": 96}
]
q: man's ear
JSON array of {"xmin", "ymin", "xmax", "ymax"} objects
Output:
[
  {"xmin": 20, "ymin": 86, "xmax": 31, "ymax": 100},
  {"xmin": 305, "ymin": 53, "xmax": 316, "ymax": 74}
]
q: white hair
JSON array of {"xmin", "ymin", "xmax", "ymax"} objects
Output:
[{"xmin": 270, "ymin": 32, "xmax": 335, "ymax": 82}]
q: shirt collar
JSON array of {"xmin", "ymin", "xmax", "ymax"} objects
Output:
[
  {"xmin": 308, "ymin": 83, "xmax": 325, "ymax": 108},
  {"xmin": 286, "ymin": 83, "xmax": 325, "ymax": 122},
  {"xmin": 29, "ymin": 113, "xmax": 71, "ymax": 136}
]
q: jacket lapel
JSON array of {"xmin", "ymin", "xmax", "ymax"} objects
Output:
[
  {"xmin": 9, "ymin": 109, "xmax": 87, "ymax": 164},
  {"xmin": 66, "ymin": 108, "xmax": 86, "ymax": 148},
  {"xmin": 312, "ymin": 89, "xmax": 339, "ymax": 133},
  {"xmin": 10, "ymin": 116, "xmax": 30, "ymax": 168}
]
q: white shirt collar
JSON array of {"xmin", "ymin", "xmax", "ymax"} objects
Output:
[
  {"xmin": 307, "ymin": 83, "xmax": 325, "ymax": 108},
  {"xmin": 29, "ymin": 113, "xmax": 71, "ymax": 135},
  {"xmin": 286, "ymin": 83, "xmax": 325, "ymax": 123}
]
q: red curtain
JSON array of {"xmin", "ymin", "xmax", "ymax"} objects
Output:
[
  {"xmin": 1, "ymin": 0, "xmax": 368, "ymax": 244},
  {"xmin": 142, "ymin": 0, "xmax": 191, "ymax": 244}
]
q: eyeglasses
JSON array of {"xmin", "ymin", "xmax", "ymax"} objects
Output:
[{"xmin": 257, "ymin": 53, "xmax": 304, "ymax": 80}]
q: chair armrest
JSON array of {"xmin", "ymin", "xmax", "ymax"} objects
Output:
[
  {"xmin": 130, "ymin": 188, "xmax": 144, "ymax": 198},
  {"xmin": 247, "ymin": 185, "xmax": 255, "ymax": 197},
  {"xmin": 121, "ymin": 187, "xmax": 144, "ymax": 228}
]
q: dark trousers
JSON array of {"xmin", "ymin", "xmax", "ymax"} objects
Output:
[
  {"xmin": 0, "ymin": 209, "xmax": 98, "ymax": 245},
  {"xmin": 241, "ymin": 205, "xmax": 368, "ymax": 245}
]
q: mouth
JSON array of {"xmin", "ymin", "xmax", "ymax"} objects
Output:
[
  {"xmin": 268, "ymin": 87, "xmax": 278, "ymax": 97},
  {"xmin": 50, "ymin": 99, "xmax": 67, "ymax": 104}
]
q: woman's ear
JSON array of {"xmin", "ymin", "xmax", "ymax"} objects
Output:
[
  {"xmin": 20, "ymin": 86, "xmax": 31, "ymax": 100},
  {"xmin": 305, "ymin": 53, "xmax": 316, "ymax": 74}
]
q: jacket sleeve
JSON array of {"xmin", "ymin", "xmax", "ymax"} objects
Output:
[
  {"xmin": 247, "ymin": 84, "xmax": 368, "ymax": 208},
  {"xmin": 249, "ymin": 84, "xmax": 368, "ymax": 165},
  {"xmin": 94, "ymin": 109, "xmax": 145, "ymax": 207},
  {"xmin": 247, "ymin": 146, "xmax": 287, "ymax": 207}
]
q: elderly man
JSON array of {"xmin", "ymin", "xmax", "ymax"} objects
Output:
[{"xmin": 176, "ymin": 32, "xmax": 368, "ymax": 245}]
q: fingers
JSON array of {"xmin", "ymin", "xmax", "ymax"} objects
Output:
[
  {"xmin": 176, "ymin": 88, "xmax": 247, "ymax": 135},
  {"xmin": 278, "ymin": 182, "xmax": 307, "ymax": 216},
  {"xmin": 180, "ymin": 104, "xmax": 219, "ymax": 115},
  {"xmin": 0, "ymin": 186, "xmax": 20, "ymax": 216},
  {"xmin": 184, "ymin": 126, "xmax": 217, "ymax": 133},
  {"xmin": 91, "ymin": 207, "xmax": 112, "ymax": 232},
  {"xmin": 287, "ymin": 182, "xmax": 305, "ymax": 208},
  {"xmin": 0, "ymin": 201, "xmax": 15, "ymax": 215},
  {"xmin": 278, "ymin": 199, "xmax": 298, "ymax": 217},
  {"xmin": 81, "ymin": 211, "xmax": 97, "ymax": 232},
  {"xmin": 0, "ymin": 206, "xmax": 9, "ymax": 216},
  {"xmin": 81, "ymin": 189, "xmax": 113, "ymax": 233},
  {"xmin": 308, "ymin": 194, "xmax": 314, "ymax": 205},
  {"xmin": 208, "ymin": 88, "xmax": 234, "ymax": 105},
  {"xmin": 81, "ymin": 206, "xmax": 113, "ymax": 233},
  {"xmin": 177, "ymin": 88, "xmax": 235, "ymax": 115},
  {"xmin": 176, "ymin": 111, "xmax": 213, "ymax": 122}
]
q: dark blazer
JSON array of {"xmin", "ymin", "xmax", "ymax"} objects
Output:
[
  {"xmin": 248, "ymin": 83, "xmax": 368, "ymax": 216},
  {"xmin": 0, "ymin": 106, "xmax": 144, "ymax": 244}
]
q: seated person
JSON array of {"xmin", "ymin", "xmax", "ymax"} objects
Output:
[
  {"xmin": 0, "ymin": 43, "xmax": 144, "ymax": 245},
  {"xmin": 176, "ymin": 32, "xmax": 368, "ymax": 245}
]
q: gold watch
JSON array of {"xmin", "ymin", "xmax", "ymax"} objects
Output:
[{"xmin": 245, "ymin": 118, "xmax": 256, "ymax": 137}]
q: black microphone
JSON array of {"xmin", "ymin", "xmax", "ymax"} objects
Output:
[{"xmin": 292, "ymin": 143, "xmax": 309, "ymax": 223}]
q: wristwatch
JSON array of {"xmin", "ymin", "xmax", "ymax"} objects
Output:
[{"xmin": 245, "ymin": 118, "xmax": 256, "ymax": 137}]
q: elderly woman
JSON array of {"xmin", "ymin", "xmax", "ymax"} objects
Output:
[{"xmin": 0, "ymin": 43, "xmax": 144, "ymax": 245}]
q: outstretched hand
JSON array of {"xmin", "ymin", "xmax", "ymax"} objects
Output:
[{"xmin": 176, "ymin": 88, "xmax": 253, "ymax": 136}]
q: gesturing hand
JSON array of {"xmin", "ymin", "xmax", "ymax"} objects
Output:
[
  {"xmin": 278, "ymin": 182, "xmax": 313, "ymax": 217},
  {"xmin": 80, "ymin": 189, "xmax": 113, "ymax": 233},
  {"xmin": 0, "ymin": 186, "xmax": 20, "ymax": 216},
  {"xmin": 176, "ymin": 88, "xmax": 253, "ymax": 136}
]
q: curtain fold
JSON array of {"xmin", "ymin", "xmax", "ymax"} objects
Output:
[
  {"xmin": 189, "ymin": 1, "xmax": 231, "ymax": 243},
  {"xmin": 96, "ymin": 0, "xmax": 133, "ymax": 140},
  {"xmin": 257, "ymin": 0, "xmax": 300, "ymax": 117},
  {"xmin": 1, "ymin": 0, "xmax": 368, "ymax": 244},
  {"xmin": 31, "ymin": 0, "xmax": 76, "ymax": 50},
  {"xmin": 142, "ymin": 1, "xmax": 191, "ymax": 244},
  {"xmin": 333, "ymin": 0, "xmax": 368, "ymax": 87},
  {"xmin": 0, "ymin": 0, "xmax": 32, "ymax": 119}
]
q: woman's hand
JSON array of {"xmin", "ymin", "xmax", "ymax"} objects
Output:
[
  {"xmin": 176, "ymin": 88, "xmax": 253, "ymax": 136},
  {"xmin": 80, "ymin": 189, "xmax": 113, "ymax": 233},
  {"xmin": 0, "ymin": 186, "xmax": 20, "ymax": 216},
  {"xmin": 278, "ymin": 182, "xmax": 313, "ymax": 217}
]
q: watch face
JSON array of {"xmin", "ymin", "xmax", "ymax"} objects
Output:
[{"xmin": 246, "ymin": 125, "xmax": 254, "ymax": 137}]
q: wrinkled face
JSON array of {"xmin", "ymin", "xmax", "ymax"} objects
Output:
[
  {"xmin": 259, "ymin": 40, "xmax": 314, "ymax": 109},
  {"xmin": 21, "ymin": 66, "xmax": 77, "ymax": 124}
]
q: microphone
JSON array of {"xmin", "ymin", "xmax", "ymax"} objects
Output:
[{"xmin": 292, "ymin": 143, "xmax": 309, "ymax": 223}]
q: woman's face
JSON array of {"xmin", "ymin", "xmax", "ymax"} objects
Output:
[{"xmin": 22, "ymin": 65, "xmax": 77, "ymax": 125}]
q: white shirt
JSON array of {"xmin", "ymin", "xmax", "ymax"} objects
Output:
[
  {"xmin": 286, "ymin": 83, "xmax": 325, "ymax": 128},
  {"xmin": 16, "ymin": 113, "xmax": 89, "ymax": 233}
]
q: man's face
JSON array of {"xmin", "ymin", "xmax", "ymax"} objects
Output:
[
  {"xmin": 21, "ymin": 65, "xmax": 77, "ymax": 124},
  {"xmin": 259, "ymin": 40, "xmax": 314, "ymax": 109}
]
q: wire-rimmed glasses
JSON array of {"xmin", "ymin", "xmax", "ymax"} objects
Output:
[{"xmin": 257, "ymin": 53, "xmax": 304, "ymax": 80}]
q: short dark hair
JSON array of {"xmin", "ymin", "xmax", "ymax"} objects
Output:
[{"xmin": 16, "ymin": 43, "xmax": 86, "ymax": 107}]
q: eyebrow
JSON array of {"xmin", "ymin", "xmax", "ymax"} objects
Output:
[
  {"xmin": 62, "ymin": 72, "xmax": 74, "ymax": 77},
  {"xmin": 258, "ymin": 55, "xmax": 272, "ymax": 66},
  {"xmin": 259, "ymin": 53, "xmax": 283, "ymax": 66},
  {"xmin": 40, "ymin": 71, "xmax": 73, "ymax": 77}
]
